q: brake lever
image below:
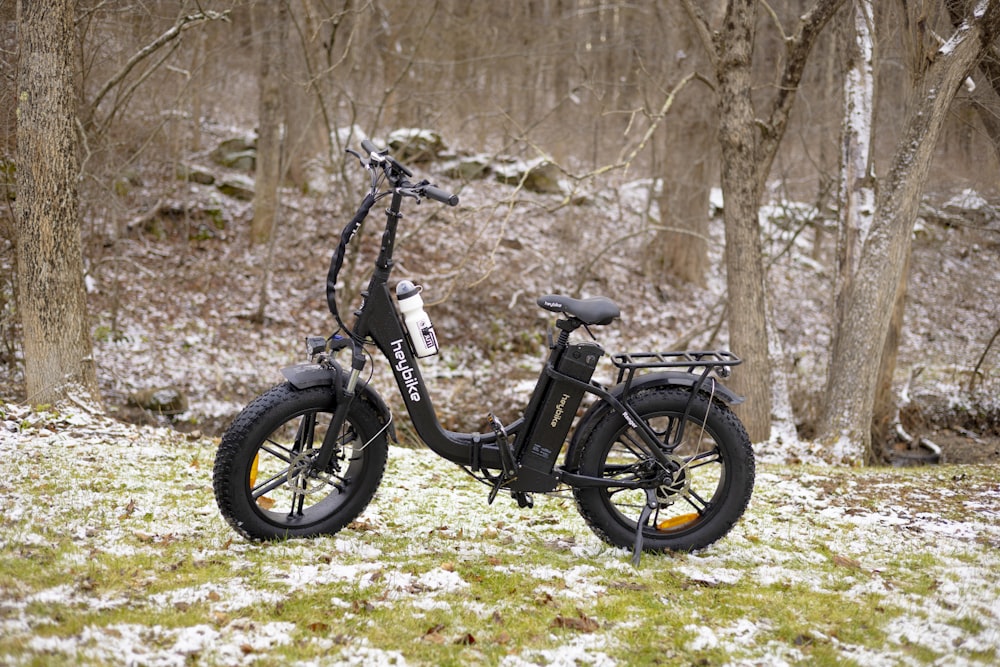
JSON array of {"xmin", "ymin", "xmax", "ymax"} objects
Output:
[{"xmin": 345, "ymin": 147, "xmax": 364, "ymax": 165}]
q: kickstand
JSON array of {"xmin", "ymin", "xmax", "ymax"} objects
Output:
[{"xmin": 631, "ymin": 491, "xmax": 658, "ymax": 567}]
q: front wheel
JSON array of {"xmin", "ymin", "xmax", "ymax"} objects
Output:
[
  {"xmin": 567, "ymin": 386, "xmax": 754, "ymax": 553},
  {"xmin": 213, "ymin": 383, "xmax": 389, "ymax": 541}
]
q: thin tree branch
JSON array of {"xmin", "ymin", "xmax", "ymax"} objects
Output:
[
  {"xmin": 678, "ymin": 0, "xmax": 719, "ymax": 70},
  {"xmin": 85, "ymin": 10, "xmax": 229, "ymax": 127}
]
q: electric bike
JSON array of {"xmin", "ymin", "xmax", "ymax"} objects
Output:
[{"xmin": 212, "ymin": 140, "xmax": 755, "ymax": 563}]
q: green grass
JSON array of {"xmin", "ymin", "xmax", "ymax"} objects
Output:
[{"xmin": 1, "ymin": 403, "xmax": 999, "ymax": 665}]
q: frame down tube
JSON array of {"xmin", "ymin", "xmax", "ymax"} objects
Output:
[{"xmin": 358, "ymin": 279, "xmax": 506, "ymax": 471}]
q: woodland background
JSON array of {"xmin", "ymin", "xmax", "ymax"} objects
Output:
[{"xmin": 2, "ymin": 0, "xmax": 1000, "ymax": 465}]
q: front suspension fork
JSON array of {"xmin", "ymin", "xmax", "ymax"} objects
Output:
[{"xmin": 311, "ymin": 345, "xmax": 365, "ymax": 473}]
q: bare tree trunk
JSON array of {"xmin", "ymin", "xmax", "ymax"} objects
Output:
[
  {"xmin": 650, "ymin": 6, "xmax": 713, "ymax": 287},
  {"xmin": 832, "ymin": 1, "xmax": 876, "ymax": 338},
  {"xmin": 654, "ymin": 125, "xmax": 712, "ymax": 287},
  {"xmin": 714, "ymin": 0, "xmax": 772, "ymax": 443},
  {"xmin": 681, "ymin": 0, "xmax": 846, "ymax": 443},
  {"xmin": 251, "ymin": 0, "xmax": 287, "ymax": 246},
  {"xmin": 820, "ymin": 3, "xmax": 1000, "ymax": 463},
  {"xmin": 829, "ymin": 0, "xmax": 883, "ymax": 455},
  {"xmin": 15, "ymin": 0, "xmax": 101, "ymax": 406},
  {"xmin": 871, "ymin": 251, "xmax": 910, "ymax": 459}
]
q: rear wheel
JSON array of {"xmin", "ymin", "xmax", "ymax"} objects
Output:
[
  {"xmin": 568, "ymin": 386, "xmax": 754, "ymax": 552},
  {"xmin": 213, "ymin": 383, "xmax": 389, "ymax": 541}
]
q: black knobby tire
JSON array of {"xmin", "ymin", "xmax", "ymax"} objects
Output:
[
  {"xmin": 213, "ymin": 383, "xmax": 389, "ymax": 541},
  {"xmin": 568, "ymin": 386, "xmax": 754, "ymax": 553}
]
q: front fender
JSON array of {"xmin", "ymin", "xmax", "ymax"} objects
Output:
[
  {"xmin": 567, "ymin": 371, "xmax": 742, "ymax": 455},
  {"xmin": 281, "ymin": 363, "xmax": 397, "ymax": 443}
]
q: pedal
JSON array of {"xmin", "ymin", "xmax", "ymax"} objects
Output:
[
  {"xmin": 512, "ymin": 491, "xmax": 533, "ymax": 509},
  {"xmin": 487, "ymin": 479, "xmax": 502, "ymax": 505}
]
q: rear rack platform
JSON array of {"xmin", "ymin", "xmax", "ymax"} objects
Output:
[{"xmin": 610, "ymin": 350, "xmax": 742, "ymax": 384}]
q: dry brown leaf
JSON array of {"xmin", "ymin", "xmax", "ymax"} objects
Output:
[
  {"xmin": 551, "ymin": 613, "xmax": 600, "ymax": 633},
  {"xmin": 832, "ymin": 554, "xmax": 862, "ymax": 569}
]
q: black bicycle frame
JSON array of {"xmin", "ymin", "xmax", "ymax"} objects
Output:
[{"xmin": 323, "ymin": 189, "xmax": 684, "ymax": 494}]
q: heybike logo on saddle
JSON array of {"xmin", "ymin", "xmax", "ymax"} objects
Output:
[{"xmin": 391, "ymin": 339, "xmax": 421, "ymax": 402}]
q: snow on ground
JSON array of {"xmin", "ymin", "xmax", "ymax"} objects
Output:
[{"xmin": 1, "ymin": 401, "xmax": 999, "ymax": 665}]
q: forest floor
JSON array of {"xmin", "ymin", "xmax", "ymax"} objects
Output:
[
  {"xmin": 1, "ymin": 401, "xmax": 999, "ymax": 666},
  {"xmin": 1, "ymin": 132, "xmax": 999, "ymax": 664},
  {"xmin": 10, "ymin": 135, "xmax": 993, "ymax": 465}
]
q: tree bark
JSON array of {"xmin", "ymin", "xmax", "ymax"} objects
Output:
[
  {"xmin": 682, "ymin": 0, "xmax": 846, "ymax": 443},
  {"xmin": 251, "ymin": 0, "xmax": 287, "ymax": 246},
  {"xmin": 652, "ymin": 14, "xmax": 713, "ymax": 288},
  {"xmin": 832, "ymin": 1, "xmax": 876, "ymax": 339},
  {"xmin": 714, "ymin": 0, "xmax": 773, "ymax": 442},
  {"xmin": 15, "ymin": 0, "xmax": 101, "ymax": 406},
  {"xmin": 820, "ymin": 3, "xmax": 1000, "ymax": 462}
]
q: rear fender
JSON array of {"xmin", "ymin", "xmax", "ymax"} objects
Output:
[
  {"xmin": 567, "ymin": 371, "xmax": 742, "ymax": 456},
  {"xmin": 281, "ymin": 363, "xmax": 397, "ymax": 443}
]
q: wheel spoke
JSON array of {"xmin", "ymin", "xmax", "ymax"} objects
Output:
[
  {"xmin": 293, "ymin": 413, "xmax": 317, "ymax": 453},
  {"xmin": 678, "ymin": 449, "xmax": 721, "ymax": 474},
  {"xmin": 260, "ymin": 441, "xmax": 295, "ymax": 464},
  {"xmin": 252, "ymin": 467, "xmax": 293, "ymax": 499},
  {"xmin": 683, "ymin": 488, "xmax": 711, "ymax": 514},
  {"xmin": 619, "ymin": 429, "xmax": 654, "ymax": 459}
]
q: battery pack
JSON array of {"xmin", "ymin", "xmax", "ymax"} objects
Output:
[{"xmin": 514, "ymin": 342, "xmax": 603, "ymax": 490}]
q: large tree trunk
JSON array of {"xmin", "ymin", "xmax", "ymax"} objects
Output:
[
  {"xmin": 820, "ymin": 3, "xmax": 1000, "ymax": 463},
  {"xmin": 714, "ymin": 0, "xmax": 772, "ymax": 442},
  {"xmin": 653, "ymin": 119, "xmax": 713, "ymax": 287},
  {"xmin": 832, "ymin": 1, "xmax": 876, "ymax": 343},
  {"xmin": 829, "ymin": 0, "xmax": 884, "ymax": 456},
  {"xmin": 682, "ymin": 0, "xmax": 846, "ymax": 443},
  {"xmin": 15, "ymin": 0, "xmax": 100, "ymax": 406}
]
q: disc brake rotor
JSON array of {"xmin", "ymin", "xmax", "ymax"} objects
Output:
[
  {"xmin": 654, "ymin": 465, "xmax": 690, "ymax": 505},
  {"xmin": 286, "ymin": 450, "xmax": 339, "ymax": 496}
]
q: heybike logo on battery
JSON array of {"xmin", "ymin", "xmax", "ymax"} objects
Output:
[
  {"xmin": 391, "ymin": 339, "xmax": 421, "ymax": 402},
  {"xmin": 550, "ymin": 393, "xmax": 572, "ymax": 428}
]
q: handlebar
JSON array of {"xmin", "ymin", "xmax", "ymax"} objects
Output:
[
  {"xmin": 356, "ymin": 139, "xmax": 458, "ymax": 207},
  {"xmin": 422, "ymin": 184, "xmax": 459, "ymax": 207}
]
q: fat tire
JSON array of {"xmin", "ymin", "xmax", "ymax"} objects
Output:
[
  {"xmin": 568, "ymin": 386, "xmax": 754, "ymax": 552},
  {"xmin": 213, "ymin": 383, "xmax": 388, "ymax": 541}
]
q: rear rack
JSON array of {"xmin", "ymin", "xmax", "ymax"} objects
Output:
[{"xmin": 611, "ymin": 350, "xmax": 742, "ymax": 385}]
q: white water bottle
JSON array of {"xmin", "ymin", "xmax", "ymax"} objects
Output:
[{"xmin": 396, "ymin": 280, "xmax": 439, "ymax": 357}]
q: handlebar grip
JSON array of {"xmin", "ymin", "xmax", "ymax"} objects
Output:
[
  {"xmin": 361, "ymin": 139, "xmax": 382, "ymax": 156},
  {"xmin": 423, "ymin": 184, "xmax": 459, "ymax": 206}
]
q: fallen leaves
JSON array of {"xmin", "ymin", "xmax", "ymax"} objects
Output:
[
  {"xmin": 831, "ymin": 554, "xmax": 862, "ymax": 569},
  {"xmin": 118, "ymin": 498, "xmax": 137, "ymax": 520},
  {"xmin": 550, "ymin": 612, "xmax": 600, "ymax": 633}
]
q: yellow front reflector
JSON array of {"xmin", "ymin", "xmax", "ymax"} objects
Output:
[
  {"xmin": 656, "ymin": 513, "xmax": 698, "ymax": 531},
  {"xmin": 250, "ymin": 452, "xmax": 260, "ymax": 488},
  {"xmin": 250, "ymin": 453, "xmax": 275, "ymax": 509}
]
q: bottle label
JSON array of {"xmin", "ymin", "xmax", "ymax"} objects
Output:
[{"xmin": 420, "ymin": 324, "xmax": 438, "ymax": 354}]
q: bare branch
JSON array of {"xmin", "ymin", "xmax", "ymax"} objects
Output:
[
  {"xmin": 678, "ymin": 0, "xmax": 719, "ymax": 70},
  {"xmin": 757, "ymin": 0, "xmax": 848, "ymax": 177},
  {"xmin": 84, "ymin": 10, "xmax": 230, "ymax": 127},
  {"xmin": 760, "ymin": 0, "xmax": 791, "ymax": 42}
]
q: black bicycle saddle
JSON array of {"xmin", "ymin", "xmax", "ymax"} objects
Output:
[{"xmin": 537, "ymin": 294, "xmax": 620, "ymax": 326}]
